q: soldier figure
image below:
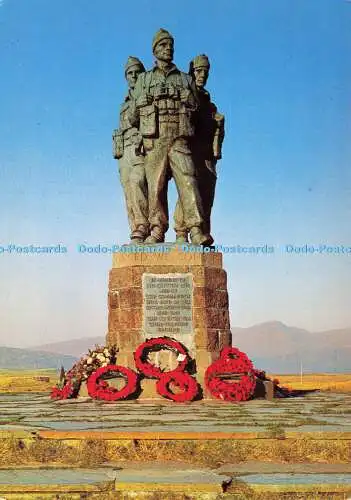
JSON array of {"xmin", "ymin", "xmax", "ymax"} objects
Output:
[
  {"xmin": 174, "ymin": 54, "xmax": 225, "ymax": 243},
  {"xmin": 113, "ymin": 56, "xmax": 149, "ymax": 243},
  {"xmin": 129, "ymin": 29, "xmax": 212, "ymax": 245}
]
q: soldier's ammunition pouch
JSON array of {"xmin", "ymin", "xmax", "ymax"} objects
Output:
[
  {"xmin": 139, "ymin": 104, "xmax": 157, "ymax": 138},
  {"xmin": 178, "ymin": 105, "xmax": 195, "ymax": 138},
  {"xmin": 112, "ymin": 129, "xmax": 124, "ymax": 159},
  {"xmin": 122, "ymin": 129, "xmax": 145, "ymax": 158}
]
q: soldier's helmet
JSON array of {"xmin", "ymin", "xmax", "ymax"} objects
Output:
[
  {"xmin": 124, "ymin": 56, "xmax": 145, "ymax": 75},
  {"xmin": 152, "ymin": 28, "xmax": 174, "ymax": 52},
  {"xmin": 189, "ymin": 54, "xmax": 210, "ymax": 76}
]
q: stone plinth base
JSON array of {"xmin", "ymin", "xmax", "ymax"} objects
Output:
[{"xmin": 106, "ymin": 245, "xmax": 232, "ymax": 399}]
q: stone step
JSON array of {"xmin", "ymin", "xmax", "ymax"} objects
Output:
[
  {"xmin": 0, "ymin": 466, "xmax": 230, "ymax": 498},
  {"xmin": 0, "ymin": 465, "xmax": 350, "ymax": 499},
  {"xmin": 227, "ymin": 472, "xmax": 351, "ymax": 497},
  {"xmin": 0, "ymin": 467, "xmax": 114, "ymax": 498}
]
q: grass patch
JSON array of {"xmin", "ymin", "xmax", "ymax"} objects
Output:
[
  {"xmin": 0, "ymin": 435, "xmax": 349, "ymax": 467},
  {"xmin": 0, "ymin": 369, "xmax": 56, "ymax": 393},
  {"xmin": 270, "ymin": 373, "xmax": 351, "ymax": 393}
]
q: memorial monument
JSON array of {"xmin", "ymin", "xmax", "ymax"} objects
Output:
[{"xmin": 108, "ymin": 28, "xmax": 231, "ymax": 397}]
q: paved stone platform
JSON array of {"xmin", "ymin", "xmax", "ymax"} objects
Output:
[{"xmin": 0, "ymin": 391, "xmax": 350, "ymax": 438}]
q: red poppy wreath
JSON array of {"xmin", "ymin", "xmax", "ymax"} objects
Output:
[
  {"xmin": 87, "ymin": 364, "xmax": 139, "ymax": 401},
  {"xmin": 205, "ymin": 347, "xmax": 256, "ymax": 402},
  {"xmin": 134, "ymin": 337, "xmax": 190, "ymax": 379},
  {"xmin": 50, "ymin": 381, "xmax": 74, "ymax": 400},
  {"xmin": 156, "ymin": 371, "xmax": 199, "ymax": 402}
]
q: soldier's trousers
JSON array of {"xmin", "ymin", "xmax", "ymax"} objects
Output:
[
  {"xmin": 144, "ymin": 134, "xmax": 204, "ymax": 235},
  {"xmin": 118, "ymin": 144, "xmax": 148, "ymax": 234},
  {"xmin": 174, "ymin": 159, "xmax": 217, "ymax": 236}
]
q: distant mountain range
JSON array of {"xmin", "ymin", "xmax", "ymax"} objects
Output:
[
  {"xmin": 0, "ymin": 347, "xmax": 77, "ymax": 370},
  {"xmin": 31, "ymin": 336, "xmax": 105, "ymax": 359},
  {"xmin": 231, "ymin": 321, "xmax": 351, "ymax": 373},
  {"xmin": 2, "ymin": 321, "xmax": 350, "ymax": 372}
]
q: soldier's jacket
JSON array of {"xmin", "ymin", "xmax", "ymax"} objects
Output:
[
  {"xmin": 112, "ymin": 93, "xmax": 143, "ymax": 160},
  {"xmin": 129, "ymin": 64, "xmax": 199, "ymax": 140},
  {"xmin": 193, "ymin": 88, "xmax": 225, "ymax": 175}
]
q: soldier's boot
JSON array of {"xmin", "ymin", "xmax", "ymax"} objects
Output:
[
  {"xmin": 130, "ymin": 224, "xmax": 149, "ymax": 244},
  {"xmin": 189, "ymin": 227, "xmax": 213, "ymax": 247},
  {"xmin": 175, "ymin": 230, "xmax": 189, "ymax": 244},
  {"xmin": 144, "ymin": 226, "xmax": 165, "ymax": 244}
]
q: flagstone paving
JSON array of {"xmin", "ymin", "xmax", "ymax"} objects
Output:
[{"xmin": 0, "ymin": 391, "xmax": 350, "ymax": 436}]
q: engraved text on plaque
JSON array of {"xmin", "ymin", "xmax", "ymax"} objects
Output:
[{"xmin": 142, "ymin": 273, "xmax": 193, "ymax": 342}]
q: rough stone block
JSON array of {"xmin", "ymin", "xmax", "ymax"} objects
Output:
[
  {"xmin": 131, "ymin": 266, "xmax": 147, "ymax": 287},
  {"xmin": 206, "ymin": 329, "xmax": 219, "ymax": 351},
  {"xmin": 204, "ymin": 267, "xmax": 227, "ymax": 290},
  {"xmin": 119, "ymin": 288, "xmax": 143, "ymax": 309},
  {"xmin": 108, "ymin": 309, "xmax": 120, "ymax": 330},
  {"xmin": 109, "ymin": 267, "xmax": 133, "ymax": 289},
  {"xmin": 218, "ymin": 329, "xmax": 232, "ymax": 350},
  {"xmin": 194, "ymin": 327, "xmax": 208, "ymax": 349},
  {"xmin": 140, "ymin": 378, "xmax": 163, "ymax": 399},
  {"xmin": 117, "ymin": 351, "xmax": 137, "ymax": 370},
  {"xmin": 108, "ymin": 290, "xmax": 120, "ymax": 309},
  {"xmin": 144, "ymin": 264, "xmax": 189, "ymax": 274},
  {"xmin": 193, "ymin": 288, "xmax": 229, "ymax": 309},
  {"xmin": 118, "ymin": 329, "xmax": 142, "ymax": 350},
  {"xmin": 118, "ymin": 309, "xmax": 143, "ymax": 330}
]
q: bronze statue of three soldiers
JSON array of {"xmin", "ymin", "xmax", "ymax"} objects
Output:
[{"xmin": 113, "ymin": 29, "xmax": 224, "ymax": 246}]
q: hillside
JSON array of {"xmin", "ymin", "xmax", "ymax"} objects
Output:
[
  {"xmin": 0, "ymin": 347, "xmax": 77, "ymax": 370},
  {"xmin": 231, "ymin": 321, "xmax": 351, "ymax": 373},
  {"xmin": 31, "ymin": 337, "xmax": 105, "ymax": 358}
]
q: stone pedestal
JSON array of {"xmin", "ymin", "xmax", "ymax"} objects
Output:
[{"xmin": 106, "ymin": 246, "xmax": 232, "ymax": 398}]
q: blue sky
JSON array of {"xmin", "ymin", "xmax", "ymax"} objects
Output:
[{"xmin": 0, "ymin": 0, "xmax": 350, "ymax": 347}]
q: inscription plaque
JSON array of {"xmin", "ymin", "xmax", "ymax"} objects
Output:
[{"xmin": 142, "ymin": 273, "xmax": 193, "ymax": 347}]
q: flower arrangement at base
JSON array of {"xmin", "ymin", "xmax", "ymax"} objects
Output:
[
  {"xmin": 50, "ymin": 344, "xmax": 118, "ymax": 400},
  {"xmin": 156, "ymin": 372, "xmax": 199, "ymax": 402},
  {"xmin": 50, "ymin": 380, "xmax": 74, "ymax": 400},
  {"xmin": 134, "ymin": 337, "xmax": 190, "ymax": 379},
  {"xmin": 205, "ymin": 347, "xmax": 256, "ymax": 402},
  {"xmin": 87, "ymin": 364, "xmax": 139, "ymax": 401}
]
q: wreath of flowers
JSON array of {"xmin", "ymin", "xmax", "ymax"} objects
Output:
[
  {"xmin": 156, "ymin": 372, "xmax": 199, "ymax": 402},
  {"xmin": 50, "ymin": 381, "xmax": 74, "ymax": 400},
  {"xmin": 87, "ymin": 364, "xmax": 139, "ymax": 401},
  {"xmin": 50, "ymin": 344, "xmax": 118, "ymax": 400},
  {"xmin": 134, "ymin": 337, "xmax": 190, "ymax": 379},
  {"xmin": 205, "ymin": 347, "xmax": 256, "ymax": 402}
]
